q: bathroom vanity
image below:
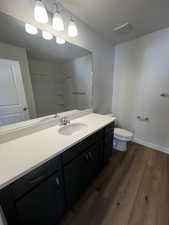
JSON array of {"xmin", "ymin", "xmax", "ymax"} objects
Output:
[{"xmin": 0, "ymin": 113, "xmax": 115, "ymax": 225}]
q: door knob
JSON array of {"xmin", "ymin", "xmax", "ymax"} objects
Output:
[{"xmin": 23, "ymin": 107, "xmax": 28, "ymax": 111}]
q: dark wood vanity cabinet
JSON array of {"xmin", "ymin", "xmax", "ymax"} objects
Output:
[
  {"xmin": 0, "ymin": 122, "xmax": 114, "ymax": 225},
  {"xmin": 63, "ymin": 140, "xmax": 103, "ymax": 209}
]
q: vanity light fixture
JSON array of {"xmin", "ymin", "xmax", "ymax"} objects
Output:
[
  {"xmin": 25, "ymin": 23, "xmax": 38, "ymax": 35},
  {"xmin": 53, "ymin": 11, "xmax": 64, "ymax": 31},
  {"xmin": 42, "ymin": 31, "xmax": 53, "ymax": 40},
  {"xmin": 33, "ymin": 0, "xmax": 79, "ymax": 37},
  {"xmin": 56, "ymin": 37, "xmax": 66, "ymax": 44},
  {"xmin": 68, "ymin": 19, "xmax": 78, "ymax": 37},
  {"xmin": 34, "ymin": 0, "xmax": 48, "ymax": 24}
]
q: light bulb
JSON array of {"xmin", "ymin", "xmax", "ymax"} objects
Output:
[
  {"xmin": 34, "ymin": 0, "xmax": 48, "ymax": 24},
  {"xmin": 25, "ymin": 23, "xmax": 38, "ymax": 35},
  {"xmin": 68, "ymin": 20, "xmax": 78, "ymax": 37},
  {"xmin": 52, "ymin": 12, "xmax": 64, "ymax": 31},
  {"xmin": 56, "ymin": 37, "xmax": 66, "ymax": 44},
  {"xmin": 42, "ymin": 31, "xmax": 53, "ymax": 40}
]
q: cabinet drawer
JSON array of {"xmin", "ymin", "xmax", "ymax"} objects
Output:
[
  {"xmin": 62, "ymin": 129, "xmax": 103, "ymax": 165},
  {"xmin": 11, "ymin": 156, "xmax": 61, "ymax": 200}
]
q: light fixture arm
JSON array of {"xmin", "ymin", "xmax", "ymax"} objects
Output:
[
  {"xmin": 70, "ymin": 16, "xmax": 74, "ymax": 21},
  {"xmin": 33, "ymin": 0, "xmax": 78, "ymax": 37},
  {"xmin": 54, "ymin": 3, "xmax": 59, "ymax": 13},
  {"xmin": 55, "ymin": 0, "xmax": 62, "ymax": 13}
]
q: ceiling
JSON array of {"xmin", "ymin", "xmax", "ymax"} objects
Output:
[
  {"xmin": 59, "ymin": 0, "xmax": 169, "ymax": 44},
  {"xmin": 0, "ymin": 12, "xmax": 90, "ymax": 63}
]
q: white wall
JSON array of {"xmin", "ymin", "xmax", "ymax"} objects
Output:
[
  {"xmin": 0, "ymin": 0, "xmax": 114, "ymax": 114},
  {"xmin": 29, "ymin": 59, "xmax": 65, "ymax": 116},
  {"xmin": 113, "ymin": 27, "xmax": 169, "ymax": 152},
  {"xmin": 0, "ymin": 41, "xmax": 36, "ymax": 118},
  {"xmin": 61, "ymin": 55, "xmax": 93, "ymax": 110}
]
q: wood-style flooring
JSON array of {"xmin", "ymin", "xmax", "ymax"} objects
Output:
[{"xmin": 59, "ymin": 143, "xmax": 169, "ymax": 225}]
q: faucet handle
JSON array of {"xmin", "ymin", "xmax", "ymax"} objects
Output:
[
  {"xmin": 67, "ymin": 119, "xmax": 70, "ymax": 124},
  {"xmin": 64, "ymin": 117, "xmax": 70, "ymax": 124},
  {"xmin": 60, "ymin": 116, "xmax": 70, "ymax": 125}
]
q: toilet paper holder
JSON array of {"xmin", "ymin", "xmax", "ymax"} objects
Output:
[
  {"xmin": 137, "ymin": 116, "xmax": 149, "ymax": 121},
  {"xmin": 160, "ymin": 93, "xmax": 169, "ymax": 97}
]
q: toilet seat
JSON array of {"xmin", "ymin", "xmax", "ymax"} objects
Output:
[{"xmin": 114, "ymin": 128, "xmax": 133, "ymax": 141}]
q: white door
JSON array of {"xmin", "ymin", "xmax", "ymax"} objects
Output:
[{"xmin": 0, "ymin": 59, "xmax": 29, "ymax": 126}]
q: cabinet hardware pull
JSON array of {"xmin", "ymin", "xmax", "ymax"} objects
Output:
[
  {"xmin": 29, "ymin": 175, "xmax": 45, "ymax": 184},
  {"xmin": 84, "ymin": 153, "xmax": 89, "ymax": 161},
  {"xmin": 88, "ymin": 152, "xmax": 93, "ymax": 160},
  {"xmin": 55, "ymin": 177, "xmax": 60, "ymax": 187}
]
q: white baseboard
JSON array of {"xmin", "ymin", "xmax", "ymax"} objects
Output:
[{"xmin": 133, "ymin": 138, "xmax": 169, "ymax": 155}]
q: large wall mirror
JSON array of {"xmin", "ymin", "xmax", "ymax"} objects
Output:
[{"xmin": 0, "ymin": 11, "xmax": 93, "ymax": 127}]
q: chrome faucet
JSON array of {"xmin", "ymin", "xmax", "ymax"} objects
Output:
[{"xmin": 59, "ymin": 117, "xmax": 70, "ymax": 126}]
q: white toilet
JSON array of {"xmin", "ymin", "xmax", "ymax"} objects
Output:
[{"xmin": 113, "ymin": 128, "xmax": 133, "ymax": 151}]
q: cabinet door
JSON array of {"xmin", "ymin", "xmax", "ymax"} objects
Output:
[
  {"xmin": 15, "ymin": 172, "xmax": 65, "ymax": 225},
  {"xmin": 64, "ymin": 142, "xmax": 102, "ymax": 209},
  {"xmin": 104, "ymin": 132, "xmax": 113, "ymax": 163},
  {"xmin": 86, "ymin": 141, "xmax": 103, "ymax": 182},
  {"xmin": 103, "ymin": 123, "xmax": 114, "ymax": 163}
]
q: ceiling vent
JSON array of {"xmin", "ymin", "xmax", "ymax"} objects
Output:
[{"xmin": 113, "ymin": 23, "xmax": 133, "ymax": 34}]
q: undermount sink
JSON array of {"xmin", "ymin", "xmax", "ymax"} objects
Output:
[{"xmin": 58, "ymin": 123, "xmax": 88, "ymax": 136}]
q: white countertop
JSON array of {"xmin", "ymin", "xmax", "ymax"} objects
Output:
[{"xmin": 0, "ymin": 113, "xmax": 115, "ymax": 190}]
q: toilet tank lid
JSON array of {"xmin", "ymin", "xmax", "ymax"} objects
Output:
[{"xmin": 114, "ymin": 128, "xmax": 133, "ymax": 138}]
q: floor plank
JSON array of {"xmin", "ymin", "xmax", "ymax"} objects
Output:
[
  {"xmin": 156, "ymin": 154, "xmax": 169, "ymax": 225},
  {"xmin": 127, "ymin": 149, "xmax": 163, "ymax": 225},
  {"xmin": 59, "ymin": 143, "xmax": 169, "ymax": 225}
]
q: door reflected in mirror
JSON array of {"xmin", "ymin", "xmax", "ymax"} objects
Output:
[{"xmin": 0, "ymin": 12, "xmax": 93, "ymax": 128}]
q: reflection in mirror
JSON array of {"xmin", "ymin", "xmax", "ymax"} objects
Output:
[{"xmin": 0, "ymin": 12, "xmax": 93, "ymax": 127}]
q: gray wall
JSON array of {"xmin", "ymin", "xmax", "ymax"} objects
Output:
[
  {"xmin": 113, "ymin": 27, "xmax": 169, "ymax": 152},
  {"xmin": 61, "ymin": 55, "xmax": 93, "ymax": 110},
  {"xmin": 0, "ymin": 42, "xmax": 36, "ymax": 118}
]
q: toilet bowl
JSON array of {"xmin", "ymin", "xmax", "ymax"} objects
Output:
[{"xmin": 113, "ymin": 128, "xmax": 133, "ymax": 151}]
